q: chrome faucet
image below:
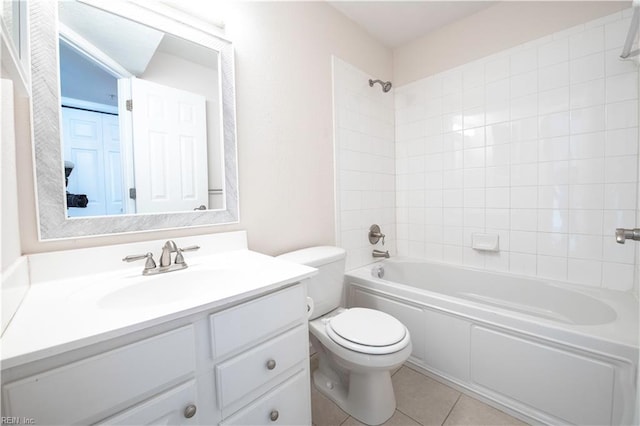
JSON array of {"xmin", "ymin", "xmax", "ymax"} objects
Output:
[
  {"xmin": 369, "ymin": 224, "xmax": 386, "ymax": 245},
  {"xmin": 123, "ymin": 241, "xmax": 200, "ymax": 275},
  {"xmin": 372, "ymin": 249, "xmax": 390, "ymax": 258},
  {"xmin": 615, "ymin": 228, "xmax": 640, "ymax": 244}
]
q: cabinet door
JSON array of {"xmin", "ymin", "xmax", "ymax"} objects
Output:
[{"xmin": 99, "ymin": 380, "xmax": 198, "ymax": 425}]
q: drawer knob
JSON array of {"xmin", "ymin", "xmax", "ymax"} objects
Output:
[
  {"xmin": 266, "ymin": 359, "xmax": 277, "ymax": 370},
  {"xmin": 270, "ymin": 410, "xmax": 279, "ymax": 421},
  {"xmin": 184, "ymin": 404, "xmax": 197, "ymax": 419}
]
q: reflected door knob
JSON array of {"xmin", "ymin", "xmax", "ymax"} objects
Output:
[
  {"xmin": 184, "ymin": 404, "xmax": 197, "ymax": 419},
  {"xmin": 270, "ymin": 410, "xmax": 279, "ymax": 421}
]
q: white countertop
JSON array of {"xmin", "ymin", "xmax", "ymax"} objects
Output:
[{"xmin": 1, "ymin": 234, "xmax": 316, "ymax": 369}]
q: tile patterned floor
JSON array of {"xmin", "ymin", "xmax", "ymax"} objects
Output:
[{"xmin": 310, "ymin": 358, "xmax": 528, "ymax": 426}]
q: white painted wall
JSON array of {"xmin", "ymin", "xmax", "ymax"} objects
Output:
[
  {"xmin": 394, "ymin": 1, "xmax": 630, "ymax": 86},
  {"xmin": 393, "ymin": 9, "xmax": 639, "ymax": 291}
]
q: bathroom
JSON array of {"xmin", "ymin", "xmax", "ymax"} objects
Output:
[{"xmin": 1, "ymin": 0, "xmax": 639, "ymax": 425}]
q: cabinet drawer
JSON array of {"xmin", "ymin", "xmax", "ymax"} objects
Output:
[
  {"xmin": 98, "ymin": 380, "xmax": 198, "ymax": 425},
  {"xmin": 210, "ymin": 284, "xmax": 305, "ymax": 358},
  {"xmin": 216, "ymin": 324, "xmax": 307, "ymax": 409},
  {"xmin": 221, "ymin": 369, "xmax": 310, "ymax": 426},
  {"xmin": 3, "ymin": 325, "xmax": 196, "ymax": 424}
]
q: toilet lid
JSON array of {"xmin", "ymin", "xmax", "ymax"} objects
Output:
[{"xmin": 326, "ymin": 308, "xmax": 408, "ymax": 354}]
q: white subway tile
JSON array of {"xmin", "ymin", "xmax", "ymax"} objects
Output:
[
  {"xmin": 605, "ymin": 16, "xmax": 631, "ymax": 50},
  {"xmin": 539, "ymin": 87, "xmax": 570, "ymax": 115},
  {"xmin": 463, "ymin": 168, "xmax": 485, "ymax": 188},
  {"xmin": 464, "ymin": 209, "xmax": 485, "ymax": 228},
  {"xmin": 510, "ymin": 140, "xmax": 538, "ymax": 165},
  {"xmin": 443, "ymin": 189, "xmax": 464, "ymax": 207},
  {"xmin": 537, "ymin": 233, "xmax": 568, "ymax": 257},
  {"xmin": 425, "ymin": 116, "xmax": 443, "ymax": 137},
  {"xmin": 443, "ymin": 169, "xmax": 463, "ymax": 189},
  {"xmin": 443, "ymin": 245, "xmax": 464, "ymax": 264},
  {"xmin": 486, "ymin": 209, "xmax": 510, "ymax": 230},
  {"xmin": 569, "ymin": 25, "xmax": 604, "ymax": 59},
  {"xmin": 569, "ymin": 209, "xmax": 603, "ymax": 235},
  {"xmin": 602, "ymin": 236, "xmax": 636, "ymax": 264},
  {"xmin": 464, "ymin": 86, "xmax": 485, "ymax": 109},
  {"xmin": 443, "ymin": 208, "xmax": 464, "ymax": 227},
  {"xmin": 569, "ymin": 158, "xmax": 605, "ymax": 184},
  {"xmin": 568, "ymin": 258, "xmax": 602, "ymax": 287},
  {"xmin": 463, "ymin": 107, "xmax": 485, "ymax": 129},
  {"xmin": 537, "ymin": 255, "xmax": 568, "ymax": 280},
  {"xmin": 539, "ymin": 136, "xmax": 569, "ymax": 161},
  {"xmin": 463, "ymin": 148, "xmax": 485, "ymax": 168},
  {"xmin": 538, "ymin": 185, "xmax": 569, "ymax": 209},
  {"xmin": 569, "ymin": 234, "xmax": 603, "ymax": 260},
  {"xmin": 511, "ymin": 186, "xmax": 538, "ymax": 208},
  {"xmin": 606, "ymin": 100, "xmax": 638, "ymax": 129},
  {"xmin": 539, "ymin": 111, "xmax": 570, "ymax": 138},
  {"xmin": 511, "ymin": 117, "xmax": 539, "ymax": 141},
  {"xmin": 570, "ymin": 105, "xmax": 606, "ymax": 134},
  {"xmin": 442, "ymin": 70, "xmax": 463, "ymax": 94},
  {"xmin": 486, "ymin": 165, "xmax": 510, "ymax": 187},
  {"xmin": 442, "ymin": 91, "xmax": 463, "ymax": 113},
  {"xmin": 512, "ymin": 163, "xmax": 539, "ymax": 186},
  {"xmin": 510, "ymin": 48, "xmax": 538, "ymax": 75},
  {"xmin": 538, "ymin": 38, "xmax": 569, "ymax": 67},
  {"xmin": 569, "ymin": 184, "xmax": 604, "ymax": 209},
  {"xmin": 486, "ymin": 79, "xmax": 510, "ymax": 102},
  {"xmin": 538, "ymin": 161, "xmax": 569, "ymax": 185},
  {"xmin": 511, "ymin": 209, "xmax": 538, "ymax": 232},
  {"xmin": 539, "ymin": 62, "xmax": 570, "ymax": 93},
  {"xmin": 486, "ymin": 145, "xmax": 511, "ymax": 167},
  {"xmin": 569, "ymin": 132, "xmax": 605, "ymax": 159},
  {"xmin": 570, "ymin": 78, "xmax": 605, "ymax": 109},
  {"xmin": 569, "ymin": 52, "xmax": 605, "ymax": 84},
  {"xmin": 485, "ymin": 251, "xmax": 510, "ymax": 272},
  {"xmin": 602, "ymin": 262, "xmax": 634, "ymax": 291},
  {"xmin": 602, "ymin": 209, "xmax": 636, "ymax": 235},
  {"xmin": 442, "ymin": 113, "xmax": 463, "ymax": 132},
  {"xmin": 538, "ymin": 210, "xmax": 569, "ymax": 233},
  {"xmin": 443, "ymin": 150, "xmax": 463, "ymax": 170},
  {"xmin": 510, "ymin": 94, "xmax": 538, "ymax": 120},
  {"xmin": 606, "ymin": 72, "xmax": 639, "ymax": 104},
  {"xmin": 510, "ymin": 252, "xmax": 537, "ymax": 276},
  {"xmin": 511, "ymin": 231, "xmax": 538, "ymax": 254},
  {"xmin": 463, "ymin": 247, "xmax": 485, "ymax": 268},
  {"xmin": 511, "ymin": 71, "xmax": 538, "ymax": 98},
  {"xmin": 485, "ymin": 102, "xmax": 510, "ymax": 125},
  {"xmin": 486, "ymin": 122, "xmax": 512, "ymax": 145},
  {"xmin": 604, "ymin": 182, "xmax": 637, "ymax": 209},
  {"xmin": 485, "ymin": 56, "xmax": 510, "ymax": 83},
  {"xmin": 486, "ymin": 187, "xmax": 510, "ymax": 209},
  {"xmin": 605, "ymin": 48, "xmax": 638, "ymax": 76},
  {"xmin": 605, "ymin": 156, "xmax": 638, "ymax": 183},
  {"xmin": 425, "ymin": 98, "xmax": 443, "ymax": 118},
  {"xmin": 463, "ymin": 128, "xmax": 485, "ymax": 149},
  {"xmin": 605, "ymin": 128, "xmax": 638, "ymax": 156},
  {"xmin": 464, "ymin": 188, "xmax": 485, "ymax": 208}
]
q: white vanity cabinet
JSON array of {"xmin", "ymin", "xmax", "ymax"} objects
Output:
[{"xmin": 1, "ymin": 283, "xmax": 311, "ymax": 425}]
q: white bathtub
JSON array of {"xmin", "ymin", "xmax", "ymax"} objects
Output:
[{"xmin": 345, "ymin": 258, "xmax": 639, "ymax": 425}]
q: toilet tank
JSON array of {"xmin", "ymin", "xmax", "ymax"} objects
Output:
[{"xmin": 278, "ymin": 246, "xmax": 346, "ymax": 320}]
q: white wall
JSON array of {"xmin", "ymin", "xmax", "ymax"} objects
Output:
[
  {"xmin": 394, "ymin": 9, "xmax": 639, "ymax": 290},
  {"xmin": 394, "ymin": 1, "xmax": 630, "ymax": 86},
  {"xmin": 333, "ymin": 57, "xmax": 395, "ymax": 270},
  {"xmin": 16, "ymin": 1, "xmax": 392, "ymax": 256}
]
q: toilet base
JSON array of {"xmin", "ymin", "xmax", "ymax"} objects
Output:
[{"xmin": 313, "ymin": 367, "xmax": 396, "ymax": 425}]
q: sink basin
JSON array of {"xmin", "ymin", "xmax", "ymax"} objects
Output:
[
  {"xmin": 97, "ymin": 268, "xmax": 226, "ymax": 309},
  {"xmin": 66, "ymin": 265, "xmax": 240, "ymax": 311}
]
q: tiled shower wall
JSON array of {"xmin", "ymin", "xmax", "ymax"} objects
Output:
[
  {"xmin": 333, "ymin": 57, "xmax": 396, "ymax": 270},
  {"xmin": 395, "ymin": 10, "xmax": 639, "ymax": 290}
]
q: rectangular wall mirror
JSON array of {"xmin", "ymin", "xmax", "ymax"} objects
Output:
[{"xmin": 30, "ymin": 0, "xmax": 238, "ymax": 240}]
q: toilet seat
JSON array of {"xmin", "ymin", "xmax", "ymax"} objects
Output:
[{"xmin": 326, "ymin": 308, "xmax": 410, "ymax": 355}]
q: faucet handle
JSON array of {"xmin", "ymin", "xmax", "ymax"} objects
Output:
[
  {"xmin": 122, "ymin": 252, "xmax": 157, "ymax": 271},
  {"xmin": 175, "ymin": 246, "xmax": 200, "ymax": 265}
]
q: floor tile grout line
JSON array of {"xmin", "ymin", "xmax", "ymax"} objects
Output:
[
  {"xmin": 396, "ymin": 407, "xmax": 426, "ymax": 426},
  {"xmin": 440, "ymin": 393, "xmax": 463, "ymax": 426}
]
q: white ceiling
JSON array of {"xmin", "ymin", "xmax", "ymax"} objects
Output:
[{"xmin": 328, "ymin": 1, "xmax": 497, "ymax": 48}]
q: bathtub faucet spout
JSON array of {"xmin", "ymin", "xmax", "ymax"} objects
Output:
[{"xmin": 372, "ymin": 249, "xmax": 390, "ymax": 258}]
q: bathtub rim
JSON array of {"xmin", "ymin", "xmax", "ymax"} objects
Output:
[{"xmin": 345, "ymin": 257, "xmax": 639, "ymax": 356}]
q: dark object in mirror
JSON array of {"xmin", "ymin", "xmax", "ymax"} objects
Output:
[
  {"xmin": 66, "ymin": 193, "xmax": 88, "ymax": 208},
  {"xmin": 64, "ymin": 160, "xmax": 87, "ymax": 208}
]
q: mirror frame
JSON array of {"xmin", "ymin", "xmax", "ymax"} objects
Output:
[{"xmin": 30, "ymin": 0, "xmax": 239, "ymax": 240}]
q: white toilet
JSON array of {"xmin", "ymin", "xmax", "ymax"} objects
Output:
[{"xmin": 278, "ymin": 246, "xmax": 412, "ymax": 425}]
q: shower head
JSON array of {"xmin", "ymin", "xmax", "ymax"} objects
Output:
[{"xmin": 369, "ymin": 79, "xmax": 392, "ymax": 93}]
